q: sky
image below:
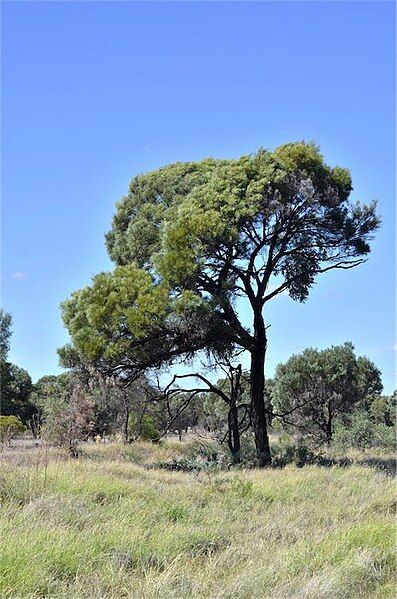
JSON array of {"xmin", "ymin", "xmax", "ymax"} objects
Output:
[{"xmin": 1, "ymin": 1, "xmax": 395, "ymax": 392}]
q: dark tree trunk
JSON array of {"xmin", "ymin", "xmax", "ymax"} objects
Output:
[
  {"xmin": 325, "ymin": 401, "xmax": 333, "ymax": 444},
  {"xmin": 123, "ymin": 404, "xmax": 130, "ymax": 444},
  {"xmin": 227, "ymin": 364, "xmax": 242, "ymax": 463},
  {"xmin": 250, "ymin": 311, "xmax": 272, "ymax": 467},
  {"xmin": 228, "ymin": 405, "xmax": 241, "ymax": 463}
]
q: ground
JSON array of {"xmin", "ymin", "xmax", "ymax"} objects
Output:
[{"xmin": 0, "ymin": 441, "xmax": 395, "ymax": 598}]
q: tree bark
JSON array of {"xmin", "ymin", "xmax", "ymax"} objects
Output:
[{"xmin": 250, "ymin": 311, "xmax": 272, "ymax": 467}]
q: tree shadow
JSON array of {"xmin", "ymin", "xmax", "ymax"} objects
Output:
[
  {"xmin": 312, "ymin": 455, "xmax": 396, "ymax": 476},
  {"xmin": 356, "ymin": 456, "xmax": 396, "ymax": 476}
]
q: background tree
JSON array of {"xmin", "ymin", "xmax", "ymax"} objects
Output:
[
  {"xmin": 367, "ymin": 390, "xmax": 396, "ymax": 427},
  {"xmin": 31, "ymin": 373, "xmax": 72, "ymax": 429},
  {"xmin": 62, "ymin": 142, "xmax": 380, "ymax": 465},
  {"xmin": 0, "ymin": 415, "xmax": 24, "ymax": 448},
  {"xmin": 0, "ymin": 363, "xmax": 35, "ymax": 425},
  {"xmin": 162, "ymin": 361, "xmax": 249, "ymax": 462},
  {"xmin": 0, "ymin": 309, "xmax": 12, "ymax": 361},
  {"xmin": 271, "ymin": 343, "xmax": 383, "ymax": 444},
  {"xmin": 33, "ymin": 373, "xmax": 94, "ymax": 455},
  {"xmin": 0, "ymin": 312, "xmax": 35, "ymax": 428}
]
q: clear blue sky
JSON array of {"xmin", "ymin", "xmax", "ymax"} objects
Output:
[{"xmin": 2, "ymin": 1, "xmax": 395, "ymax": 392}]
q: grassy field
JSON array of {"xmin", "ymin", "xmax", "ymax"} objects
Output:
[{"xmin": 0, "ymin": 441, "xmax": 395, "ymax": 598}]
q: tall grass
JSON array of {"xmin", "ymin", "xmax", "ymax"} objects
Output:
[{"xmin": 0, "ymin": 442, "xmax": 395, "ymax": 598}]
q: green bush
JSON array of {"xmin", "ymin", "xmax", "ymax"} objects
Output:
[
  {"xmin": 155, "ymin": 440, "xmax": 227, "ymax": 472},
  {"xmin": 139, "ymin": 415, "xmax": 161, "ymax": 443},
  {"xmin": 333, "ymin": 412, "xmax": 396, "ymax": 451},
  {"xmin": 372, "ymin": 423, "xmax": 396, "ymax": 450},
  {"xmin": 271, "ymin": 435, "xmax": 319, "ymax": 468},
  {"xmin": 0, "ymin": 415, "xmax": 24, "ymax": 445}
]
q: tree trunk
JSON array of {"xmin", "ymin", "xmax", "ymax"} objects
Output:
[
  {"xmin": 228, "ymin": 364, "xmax": 242, "ymax": 463},
  {"xmin": 123, "ymin": 404, "xmax": 130, "ymax": 444},
  {"xmin": 250, "ymin": 311, "xmax": 272, "ymax": 467},
  {"xmin": 228, "ymin": 405, "xmax": 241, "ymax": 463},
  {"xmin": 325, "ymin": 401, "xmax": 333, "ymax": 444}
]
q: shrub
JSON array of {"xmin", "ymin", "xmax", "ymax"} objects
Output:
[
  {"xmin": 139, "ymin": 415, "xmax": 161, "ymax": 443},
  {"xmin": 372, "ymin": 423, "xmax": 396, "ymax": 451},
  {"xmin": 42, "ymin": 394, "xmax": 94, "ymax": 456},
  {"xmin": 156, "ymin": 455, "xmax": 216, "ymax": 472},
  {"xmin": 333, "ymin": 412, "xmax": 396, "ymax": 451},
  {"xmin": 271, "ymin": 435, "xmax": 319, "ymax": 468},
  {"xmin": 0, "ymin": 415, "xmax": 24, "ymax": 446},
  {"xmin": 155, "ymin": 440, "xmax": 227, "ymax": 471}
]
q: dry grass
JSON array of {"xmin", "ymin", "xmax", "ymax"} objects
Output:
[{"xmin": 0, "ymin": 442, "xmax": 395, "ymax": 598}]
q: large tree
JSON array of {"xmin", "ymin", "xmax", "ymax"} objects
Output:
[{"xmin": 62, "ymin": 142, "xmax": 379, "ymax": 465}]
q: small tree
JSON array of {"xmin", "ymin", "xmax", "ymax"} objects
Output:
[
  {"xmin": 43, "ymin": 385, "xmax": 94, "ymax": 456},
  {"xmin": 272, "ymin": 343, "xmax": 383, "ymax": 444},
  {"xmin": 34, "ymin": 373, "xmax": 94, "ymax": 456},
  {"xmin": 368, "ymin": 391, "xmax": 396, "ymax": 427},
  {"xmin": 0, "ymin": 415, "xmax": 24, "ymax": 447}
]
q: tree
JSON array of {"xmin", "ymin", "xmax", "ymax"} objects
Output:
[
  {"xmin": 0, "ymin": 310, "xmax": 12, "ymax": 361},
  {"xmin": 31, "ymin": 373, "xmax": 72, "ymax": 428},
  {"xmin": 356, "ymin": 356, "xmax": 383, "ymax": 407},
  {"xmin": 0, "ymin": 362, "xmax": 35, "ymax": 425},
  {"xmin": 61, "ymin": 142, "xmax": 379, "ymax": 465},
  {"xmin": 162, "ymin": 361, "xmax": 249, "ymax": 462},
  {"xmin": 367, "ymin": 390, "xmax": 396, "ymax": 427},
  {"xmin": 33, "ymin": 373, "xmax": 94, "ymax": 455},
  {"xmin": 0, "ymin": 415, "xmax": 24, "ymax": 447},
  {"xmin": 96, "ymin": 376, "xmax": 156, "ymax": 443},
  {"xmin": 0, "ymin": 310, "xmax": 36, "ymax": 428},
  {"xmin": 46, "ymin": 385, "xmax": 94, "ymax": 457},
  {"xmin": 271, "ymin": 343, "xmax": 383, "ymax": 444}
]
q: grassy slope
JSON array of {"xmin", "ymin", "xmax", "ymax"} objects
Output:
[{"xmin": 0, "ymin": 442, "xmax": 395, "ymax": 598}]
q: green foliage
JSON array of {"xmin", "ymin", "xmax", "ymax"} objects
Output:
[
  {"xmin": 0, "ymin": 311, "xmax": 36, "ymax": 426},
  {"xmin": 271, "ymin": 435, "xmax": 319, "ymax": 468},
  {"xmin": 106, "ymin": 142, "xmax": 378, "ymax": 302},
  {"xmin": 0, "ymin": 309, "xmax": 12, "ymax": 361},
  {"xmin": 32, "ymin": 373, "xmax": 72, "ymax": 420},
  {"xmin": 333, "ymin": 411, "xmax": 396, "ymax": 452},
  {"xmin": 60, "ymin": 265, "xmax": 171, "ymax": 364},
  {"xmin": 368, "ymin": 391, "xmax": 396, "ymax": 426},
  {"xmin": 62, "ymin": 142, "xmax": 380, "ymax": 374},
  {"xmin": 0, "ymin": 415, "xmax": 24, "ymax": 445},
  {"xmin": 271, "ymin": 343, "xmax": 383, "ymax": 443},
  {"xmin": 139, "ymin": 415, "xmax": 160, "ymax": 443},
  {"xmin": 0, "ymin": 360, "xmax": 35, "ymax": 424}
]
